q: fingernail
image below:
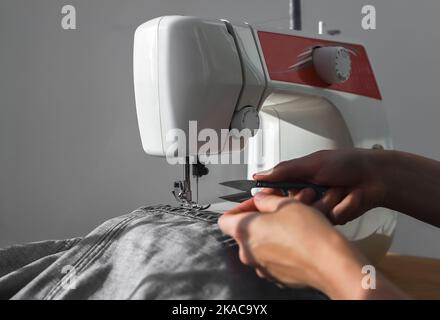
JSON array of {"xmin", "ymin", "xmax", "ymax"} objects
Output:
[
  {"xmin": 254, "ymin": 192, "xmax": 268, "ymax": 201},
  {"xmin": 253, "ymin": 169, "xmax": 272, "ymax": 177}
]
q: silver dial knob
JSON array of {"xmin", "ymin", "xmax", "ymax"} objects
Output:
[
  {"xmin": 230, "ymin": 106, "xmax": 260, "ymax": 137},
  {"xmin": 313, "ymin": 46, "xmax": 351, "ymax": 84}
]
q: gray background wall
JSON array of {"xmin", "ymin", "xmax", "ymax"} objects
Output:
[{"xmin": 1, "ymin": 0, "xmax": 439, "ymax": 258}]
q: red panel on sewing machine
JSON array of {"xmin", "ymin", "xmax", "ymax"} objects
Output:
[{"xmin": 258, "ymin": 31, "xmax": 382, "ymax": 100}]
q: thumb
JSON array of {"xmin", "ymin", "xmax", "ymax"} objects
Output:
[
  {"xmin": 253, "ymin": 192, "xmax": 293, "ymax": 213},
  {"xmin": 218, "ymin": 211, "xmax": 257, "ymax": 239}
]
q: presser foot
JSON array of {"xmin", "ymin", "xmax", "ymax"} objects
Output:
[{"xmin": 172, "ymin": 181, "xmax": 210, "ymax": 211}]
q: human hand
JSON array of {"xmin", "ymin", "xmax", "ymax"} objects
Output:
[
  {"xmin": 251, "ymin": 149, "xmax": 389, "ymax": 224},
  {"xmin": 219, "ymin": 193, "xmax": 366, "ymax": 296},
  {"xmin": 219, "ymin": 192, "xmax": 405, "ymax": 299}
]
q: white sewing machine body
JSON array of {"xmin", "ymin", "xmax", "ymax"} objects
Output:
[{"xmin": 133, "ymin": 16, "xmax": 397, "ymax": 262}]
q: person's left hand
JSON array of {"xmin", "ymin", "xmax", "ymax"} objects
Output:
[{"xmin": 218, "ymin": 192, "xmax": 368, "ymax": 297}]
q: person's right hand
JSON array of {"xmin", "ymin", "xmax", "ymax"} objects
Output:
[{"xmin": 250, "ymin": 149, "xmax": 389, "ymax": 225}]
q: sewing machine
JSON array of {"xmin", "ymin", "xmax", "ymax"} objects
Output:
[{"xmin": 133, "ymin": 16, "xmax": 397, "ymax": 262}]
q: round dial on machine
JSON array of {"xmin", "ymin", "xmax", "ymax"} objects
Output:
[
  {"xmin": 230, "ymin": 106, "xmax": 260, "ymax": 136},
  {"xmin": 312, "ymin": 46, "xmax": 351, "ymax": 84}
]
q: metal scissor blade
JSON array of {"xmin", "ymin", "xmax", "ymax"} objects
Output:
[
  {"xmin": 219, "ymin": 180, "xmax": 257, "ymax": 191},
  {"xmin": 219, "ymin": 191, "xmax": 253, "ymax": 203}
]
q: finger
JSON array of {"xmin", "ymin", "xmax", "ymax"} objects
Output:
[
  {"xmin": 252, "ymin": 154, "xmax": 318, "ymax": 182},
  {"xmin": 224, "ymin": 188, "xmax": 278, "ymax": 215},
  {"xmin": 224, "ymin": 198, "xmax": 256, "ymax": 215},
  {"xmin": 219, "ymin": 212, "xmax": 266, "ymax": 267},
  {"xmin": 218, "ymin": 211, "xmax": 258, "ymax": 240},
  {"xmin": 255, "ymin": 267, "xmax": 278, "ymax": 283},
  {"xmin": 239, "ymin": 245, "xmax": 256, "ymax": 266},
  {"xmin": 255, "ymin": 268, "xmax": 265, "ymax": 279},
  {"xmin": 313, "ymin": 188, "xmax": 345, "ymax": 218},
  {"xmin": 253, "ymin": 192, "xmax": 293, "ymax": 213},
  {"xmin": 293, "ymin": 188, "xmax": 317, "ymax": 205},
  {"xmin": 331, "ymin": 189, "xmax": 363, "ymax": 224},
  {"xmin": 262, "ymin": 188, "xmax": 284, "ymax": 196}
]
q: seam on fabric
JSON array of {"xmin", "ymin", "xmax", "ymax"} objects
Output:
[
  {"xmin": 43, "ymin": 213, "xmax": 144, "ymax": 299},
  {"xmin": 44, "ymin": 206, "xmax": 218, "ymax": 299}
]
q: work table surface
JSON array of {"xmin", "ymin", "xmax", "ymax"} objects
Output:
[{"xmin": 379, "ymin": 253, "xmax": 440, "ymax": 299}]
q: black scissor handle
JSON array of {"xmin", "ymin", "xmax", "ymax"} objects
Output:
[{"xmin": 255, "ymin": 181, "xmax": 329, "ymax": 198}]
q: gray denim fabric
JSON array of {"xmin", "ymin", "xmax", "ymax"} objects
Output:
[{"xmin": 0, "ymin": 205, "xmax": 326, "ymax": 300}]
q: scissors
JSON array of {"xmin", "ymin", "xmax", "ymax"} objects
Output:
[{"xmin": 219, "ymin": 180, "xmax": 328, "ymax": 203}]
